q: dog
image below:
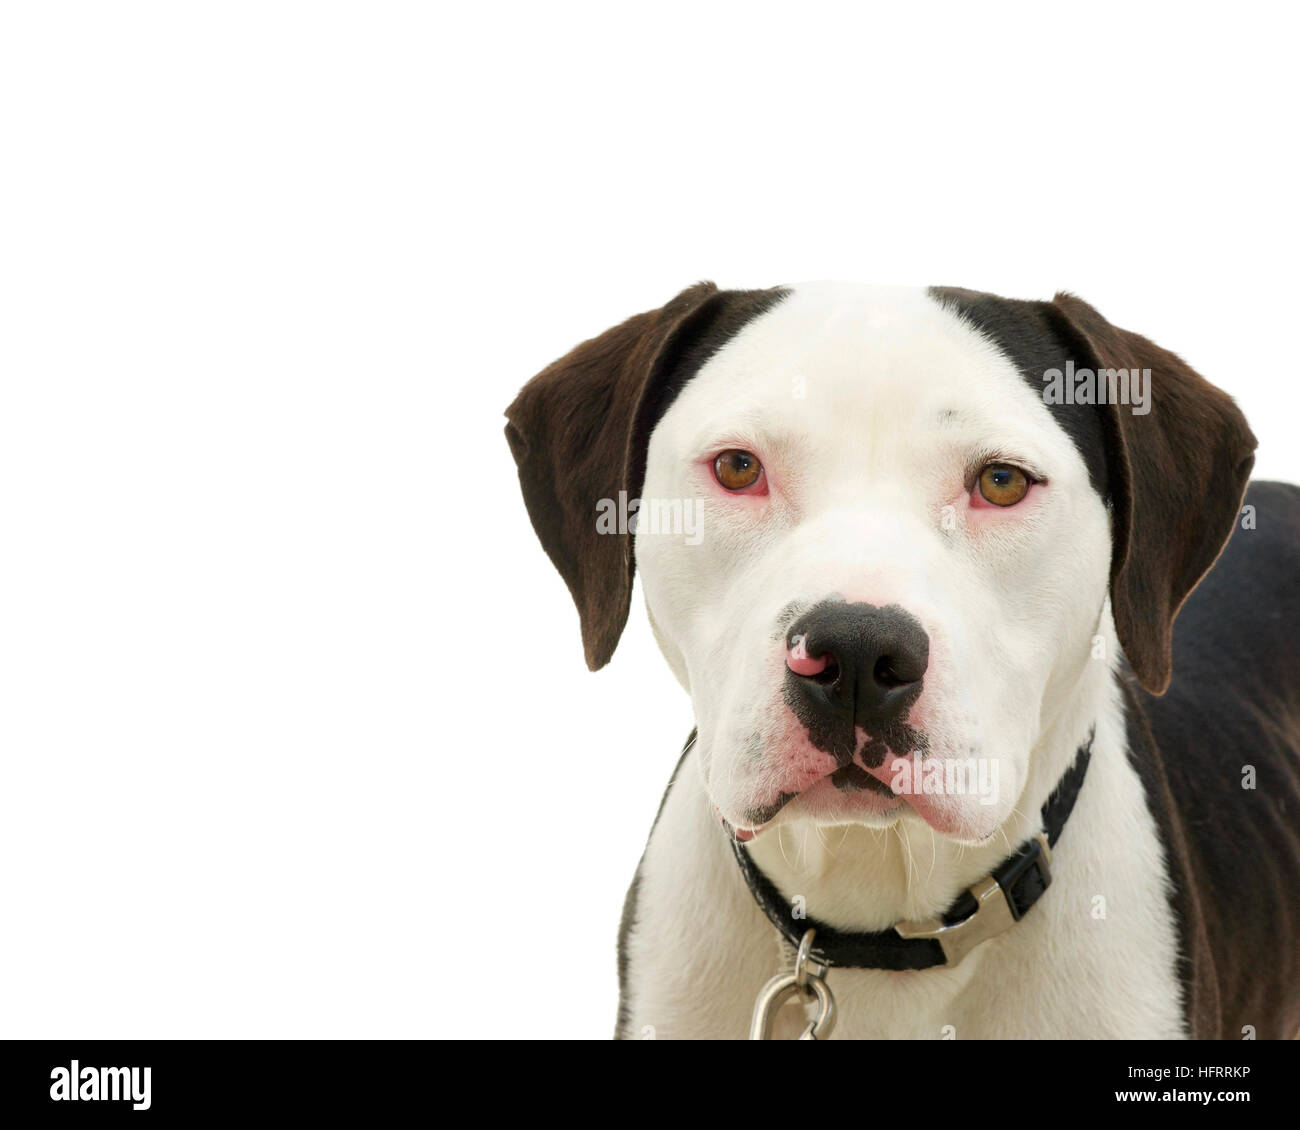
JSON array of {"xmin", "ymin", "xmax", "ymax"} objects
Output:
[{"xmin": 505, "ymin": 282, "xmax": 1300, "ymax": 1039}]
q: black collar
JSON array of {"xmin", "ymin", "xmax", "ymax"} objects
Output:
[{"xmin": 730, "ymin": 732, "xmax": 1093, "ymax": 971}]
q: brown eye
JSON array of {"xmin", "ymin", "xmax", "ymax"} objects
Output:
[
  {"xmin": 713, "ymin": 449, "xmax": 762, "ymax": 491},
  {"xmin": 978, "ymin": 464, "xmax": 1031, "ymax": 507}
]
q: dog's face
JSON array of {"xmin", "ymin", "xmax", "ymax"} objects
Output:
[
  {"xmin": 636, "ymin": 284, "xmax": 1111, "ymax": 842},
  {"xmin": 507, "ymin": 282, "xmax": 1254, "ymax": 845}
]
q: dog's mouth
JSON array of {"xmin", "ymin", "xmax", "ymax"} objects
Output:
[
  {"xmin": 716, "ymin": 767, "xmax": 904, "ymax": 841},
  {"xmin": 715, "ymin": 802, "xmax": 788, "ymax": 843}
]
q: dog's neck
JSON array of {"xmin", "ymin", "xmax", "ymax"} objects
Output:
[{"xmin": 742, "ymin": 625, "xmax": 1119, "ymax": 932}]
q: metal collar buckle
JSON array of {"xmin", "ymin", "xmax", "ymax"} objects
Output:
[{"xmin": 894, "ymin": 834, "xmax": 1052, "ymax": 967}]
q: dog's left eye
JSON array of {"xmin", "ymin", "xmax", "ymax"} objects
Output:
[
  {"xmin": 713, "ymin": 450, "xmax": 763, "ymax": 491},
  {"xmin": 977, "ymin": 464, "xmax": 1031, "ymax": 507}
]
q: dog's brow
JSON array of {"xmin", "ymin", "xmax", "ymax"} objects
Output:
[{"xmin": 935, "ymin": 407, "xmax": 973, "ymax": 429}]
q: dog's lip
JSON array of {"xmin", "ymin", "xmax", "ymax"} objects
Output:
[
  {"xmin": 716, "ymin": 769, "xmax": 901, "ymax": 840},
  {"xmin": 714, "ymin": 806, "xmax": 761, "ymax": 841}
]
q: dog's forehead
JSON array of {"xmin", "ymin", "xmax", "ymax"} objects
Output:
[{"xmin": 664, "ymin": 282, "xmax": 1065, "ymax": 456}]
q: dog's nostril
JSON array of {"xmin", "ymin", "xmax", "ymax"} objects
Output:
[
  {"xmin": 787, "ymin": 635, "xmax": 833, "ymax": 678},
  {"xmin": 873, "ymin": 656, "xmax": 911, "ymax": 689},
  {"xmin": 811, "ymin": 656, "xmax": 840, "ymax": 686}
]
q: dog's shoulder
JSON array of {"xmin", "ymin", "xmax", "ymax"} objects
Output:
[
  {"xmin": 1167, "ymin": 479, "xmax": 1300, "ymax": 705},
  {"xmin": 1126, "ymin": 480, "xmax": 1300, "ymax": 1039}
]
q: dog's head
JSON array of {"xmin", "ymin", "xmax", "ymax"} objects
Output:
[{"xmin": 506, "ymin": 283, "xmax": 1254, "ymax": 844}]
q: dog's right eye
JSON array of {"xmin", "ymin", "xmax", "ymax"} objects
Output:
[
  {"xmin": 713, "ymin": 450, "xmax": 763, "ymax": 491},
  {"xmin": 977, "ymin": 463, "xmax": 1031, "ymax": 507}
]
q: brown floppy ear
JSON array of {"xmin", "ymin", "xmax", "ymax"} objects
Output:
[
  {"xmin": 1048, "ymin": 293, "xmax": 1257, "ymax": 694},
  {"xmin": 504, "ymin": 282, "xmax": 738, "ymax": 670}
]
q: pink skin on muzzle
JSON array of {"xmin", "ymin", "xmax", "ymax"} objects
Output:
[
  {"xmin": 714, "ymin": 637, "xmax": 838, "ymax": 841},
  {"xmin": 786, "ymin": 634, "xmax": 830, "ymax": 677}
]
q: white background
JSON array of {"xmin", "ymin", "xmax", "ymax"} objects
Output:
[{"xmin": 2, "ymin": 3, "xmax": 1296, "ymax": 1039}]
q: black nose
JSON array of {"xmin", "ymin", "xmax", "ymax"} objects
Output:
[{"xmin": 783, "ymin": 600, "xmax": 929, "ymax": 749}]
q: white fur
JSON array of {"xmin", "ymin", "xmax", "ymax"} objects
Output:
[{"xmin": 623, "ymin": 283, "xmax": 1184, "ymax": 1039}]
